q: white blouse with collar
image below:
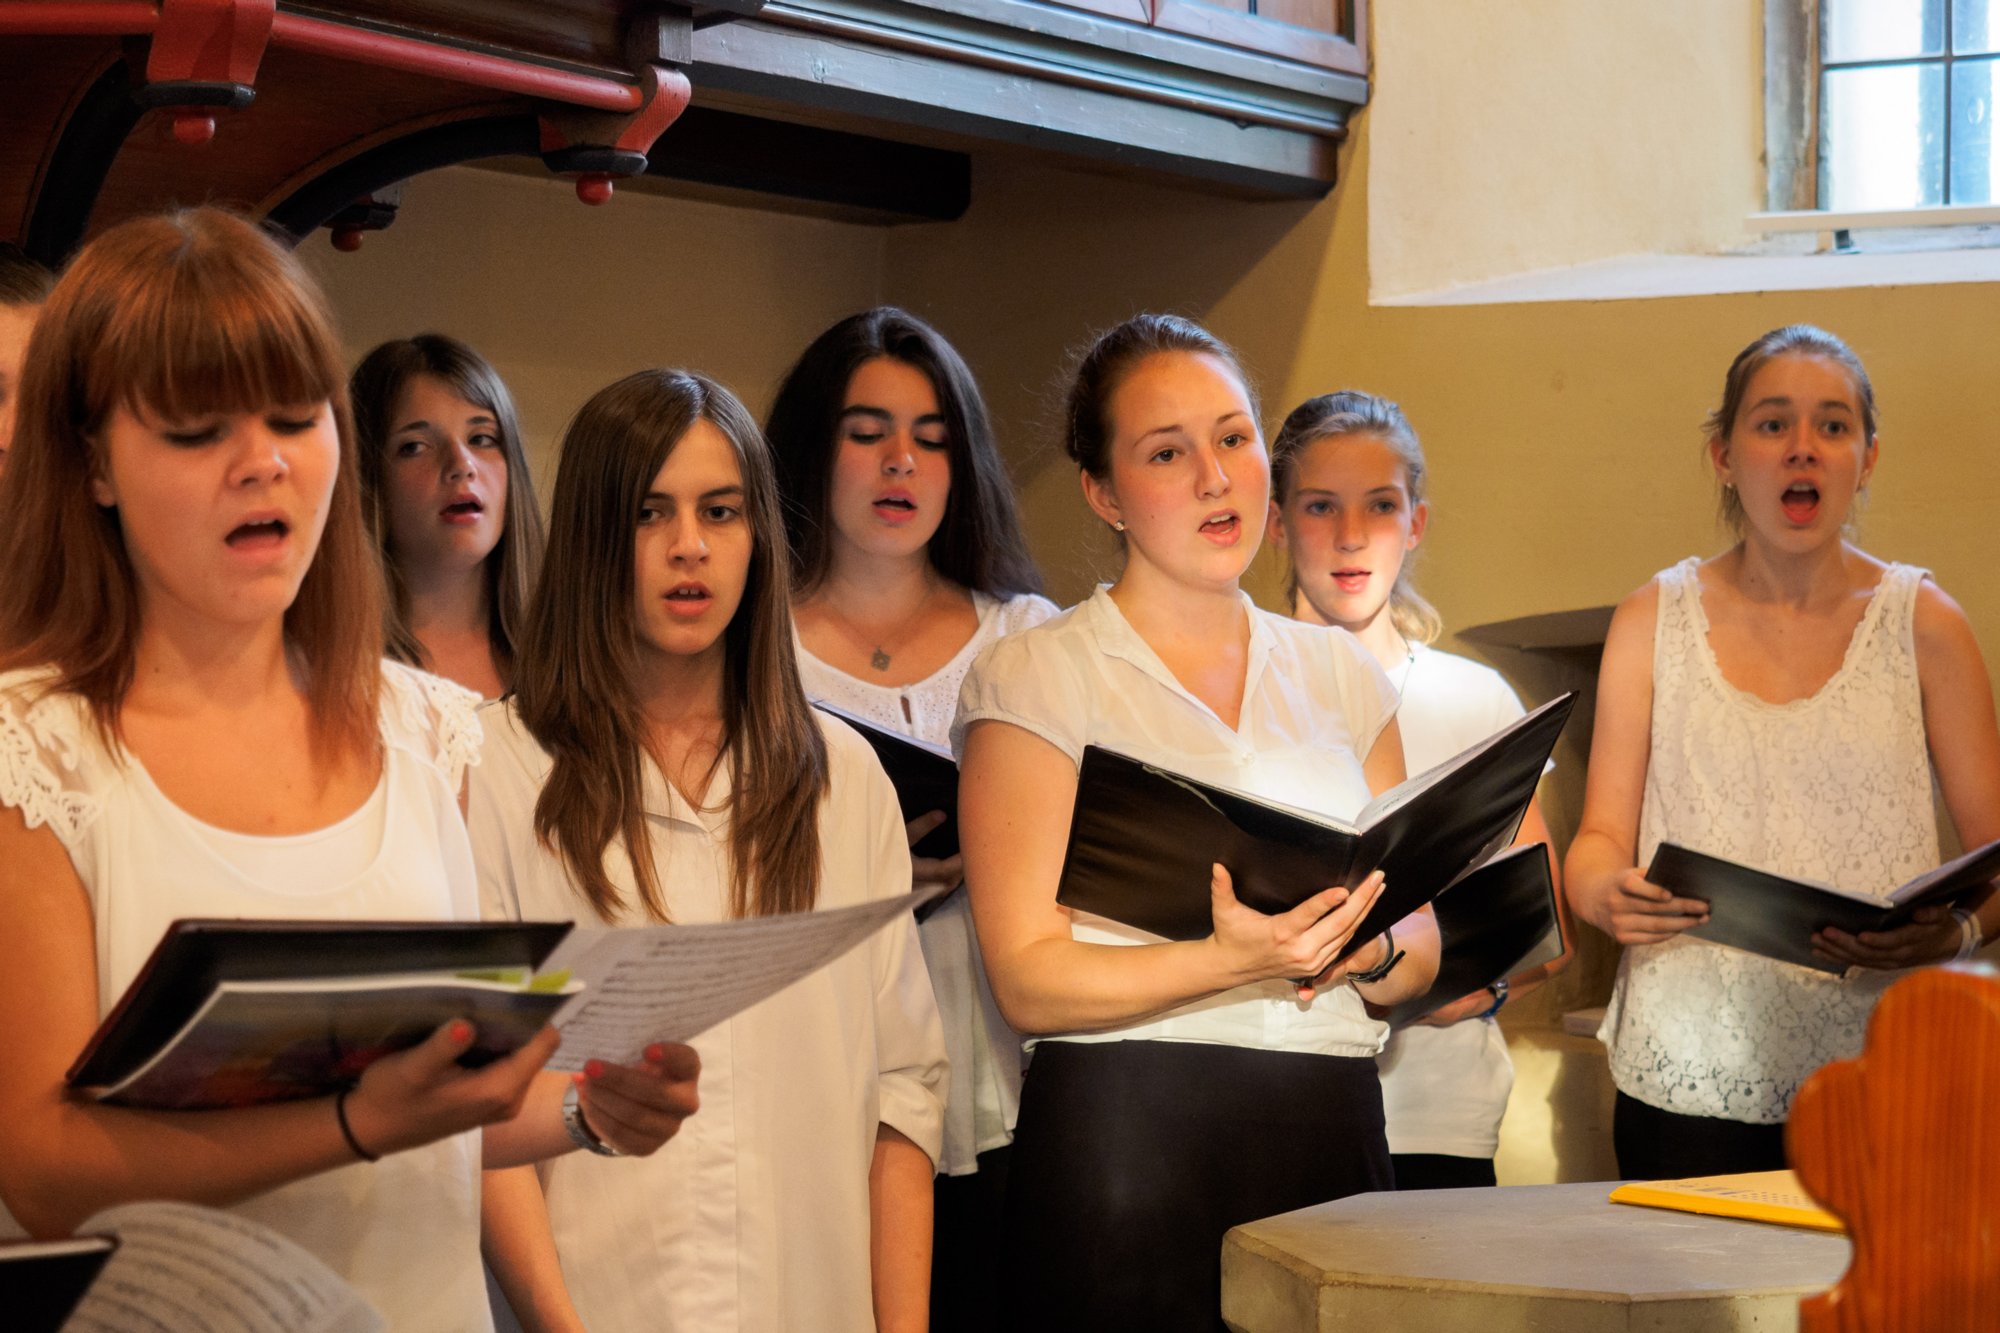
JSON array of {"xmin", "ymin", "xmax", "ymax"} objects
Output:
[
  {"xmin": 468, "ymin": 702, "xmax": 947, "ymax": 1333},
  {"xmin": 952, "ymin": 586, "xmax": 1401, "ymax": 1058}
]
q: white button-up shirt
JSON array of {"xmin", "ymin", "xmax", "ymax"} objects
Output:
[
  {"xmin": 953, "ymin": 586, "xmax": 1400, "ymax": 1058},
  {"xmin": 470, "ymin": 702, "xmax": 947, "ymax": 1333}
]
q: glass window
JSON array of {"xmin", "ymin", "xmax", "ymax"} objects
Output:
[{"xmin": 1820, "ymin": 0, "xmax": 2000, "ymax": 205}]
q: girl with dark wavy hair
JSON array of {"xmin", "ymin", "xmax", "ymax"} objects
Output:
[{"xmin": 766, "ymin": 306, "xmax": 1055, "ymax": 1330}]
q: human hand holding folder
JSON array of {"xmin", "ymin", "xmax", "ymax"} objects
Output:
[{"xmin": 1207, "ymin": 864, "xmax": 1386, "ymax": 1000}]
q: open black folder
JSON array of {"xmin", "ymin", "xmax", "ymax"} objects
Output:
[
  {"xmin": 813, "ymin": 702, "xmax": 960, "ymax": 860},
  {"xmin": 0, "ymin": 1236, "xmax": 114, "ymax": 1333},
  {"xmin": 1056, "ymin": 693, "xmax": 1574, "ymax": 956},
  {"xmin": 1645, "ymin": 837, "xmax": 2000, "ymax": 973},
  {"xmin": 69, "ymin": 919, "xmax": 572, "ymax": 1108},
  {"xmin": 1383, "ymin": 842, "xmax": 1563, "ymax": 1026}
]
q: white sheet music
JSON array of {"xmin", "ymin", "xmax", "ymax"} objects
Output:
[
  {"xmin": 542, "ymin": 883, "xmax": 948, "ymax": 1071},
  {"xmin": 66, "ymin": 1201, "xmax": 382, "ymax": 1333}
]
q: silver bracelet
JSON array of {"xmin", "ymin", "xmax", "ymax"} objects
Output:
[
  {"xmin": 562, "ymin": 1082, "xmax": 623, "ymax": 1157},
  {"xmin": 1951, "ymin": 907, "xmax": 1984, "ymax": 963}
]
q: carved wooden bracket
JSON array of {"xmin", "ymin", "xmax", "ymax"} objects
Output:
[{"xmin": 1789, "ymin": 963, "xmax": 2000, "ymax": 1331}]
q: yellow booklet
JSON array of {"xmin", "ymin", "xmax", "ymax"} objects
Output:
[{"xmin": 1608, "ymin": 1170, "xmax": 1844, "ymax": 1233}]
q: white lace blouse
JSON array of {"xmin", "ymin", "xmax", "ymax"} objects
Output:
[
  {"xmin": 1599, "ymin": 558, "xmax": 1937, "ymax": 1124},
  {"xmin": 797, "ymin": 590, "xmax": 1059, "ymax": 1177},
  {"xmin": 0, "ymin": 662, "xmax": 492, "ymax": 1331}
]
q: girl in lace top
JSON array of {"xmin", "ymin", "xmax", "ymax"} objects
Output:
[
  {"xmin": 765, "ymin": 308, "xmax": 1054, "ymax": 1330},
  {"xmin": 0, "ymin": 210, "xmax": 692, "ymax": 1329},
  {"xmin": 1565, "ymin": 324, "xmax": 2000, "ymax": 1179},
  {"xmin": 351, "ymin": 334, "xmax": 546, "ymax": 700}
]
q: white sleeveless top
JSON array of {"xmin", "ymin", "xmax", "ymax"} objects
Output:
[
  {"xmin": 0, "ymin": 662, "xmax": 492, "ymax": 1331},
  {"xmin": 797, "ymin": 590, "xmax": 1058, "ymax": 1177},
  {"xmin": 1599, "ymin": 558, "xmax": 1937, "ymax": 1124}
]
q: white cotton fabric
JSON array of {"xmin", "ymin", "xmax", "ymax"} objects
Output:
[
  {"xmin": 798, "ymin": 590, "xmax": 1058, "ymax": 1176},
  {"xmin": 951, "ymin": 585, "xmax": 1400, "ymax": 1057},
  {"xmin": 469, "ymin": 703, "xmax": 947, "ymax": 1333},
  {"xmin": 1375, "ymin": 646, "xmax": 1526, "ymax": 1159},
  {"xmin": 1599, "ymin": 557, "xmax": 1937, "ymax": 1124},
  {"xmin": 0, "ymin": 662, "xmax": 492, "ymax": 1332}
]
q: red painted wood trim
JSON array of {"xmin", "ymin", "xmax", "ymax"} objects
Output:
[{"xmin": 0, "ymin": 4, "xmax": 647, "ymax": 113}]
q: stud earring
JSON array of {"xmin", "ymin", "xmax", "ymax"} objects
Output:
[{"xmin": 1112, "ymin": 520, "xmax": 1126, "ymax": 532}]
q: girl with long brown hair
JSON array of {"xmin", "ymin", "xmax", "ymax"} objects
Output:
[
  {"xmin": 351, "ymin": 333, "xmax": 546, "ymax": 698},
  {"xmin": 0, "ymin": 208, "xmax": 702, "ymax": 1330},
  {"xmin": 470, "ymin": 368, "xmax": 946, "ymax": 1332}
]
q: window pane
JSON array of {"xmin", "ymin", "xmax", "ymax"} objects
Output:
[
  {"xmin": 1950, "ymin": 57, "xmax": 2000, "ymax": 202},
  {"xmin": 1821, "ymin": 63, "xmax": 1946, "ymax": 208},
  {"xmin": 1956, "ymin": 0, "xmax": 2000, "ymax": 54},
  {"xmin": 1824, "ymin": 0, "xmax": 1944, "ymax": 62}
]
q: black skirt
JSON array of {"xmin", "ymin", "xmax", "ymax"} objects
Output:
[{"xmin": 1001, "ymin": 1038, "xmax": 1391, "ymax": 1332}]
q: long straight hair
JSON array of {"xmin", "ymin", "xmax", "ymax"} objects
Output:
[
  {"xmin": 0, "ymin": 208, "xmax": 382, "ymax": 761},
  {"xmin": 1270, "ymin": 391, "xmax": 1443, "ymax": 647},
  {"xmin": 765, "ymin": 306, "xmax": 1043, "ymax": 597},
  {"xmin": 350, "ymin": 334, "xmax": 546, "ymax": 687},
  {"xmin": 515, "ymin": 368, "xmax": 828, "ymax": 923}
]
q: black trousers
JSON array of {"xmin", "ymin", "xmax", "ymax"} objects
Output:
[
  {"xmin": 931, "ymin": 1145, "xmax": 1011, "ymax": 1333},
  {"xmin": 1001, "ymin": 1040, "xmax": 1392, "ymax": 1333},
  {"xmin": 1391, "ymin": 1152, "xmax": 1497, "ymax": 1191},
  {"xmin": 1613, "ymin": 1091, "xmax": 1788, "ymax": 1180}
]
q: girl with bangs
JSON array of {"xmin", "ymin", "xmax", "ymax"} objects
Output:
[
  {"xmin": 0, "ymin": 208, "xmax": 694, "ymax": 1331},
  {"xmin": 765, "ymin": 307, "xmax": 1054, "ymax": 1332},
  {"xmin": 351, "ymin": 334, "xmax": 546, "ymax": 699},
  {"xmin": 470, "ymin": 368, "xmax": 947, "ymax": 1332}
]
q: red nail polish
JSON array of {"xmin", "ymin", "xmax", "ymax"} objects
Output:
[
  {"xmin": 585, "ymin": 1059, "xmax": 605, "ymax": 1079},
  {"xmin": 449, "ymin": 1020, "xmax": 473, "ymax": 1044},
  {"xmin": 645, "ymin": 1044, "xmax": 666, "ymax": 1063}
]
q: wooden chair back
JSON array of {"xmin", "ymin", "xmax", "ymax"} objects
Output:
[{"xmin": 1789, "ymin": 963, "xmax": 2000, "ymax": 1331}]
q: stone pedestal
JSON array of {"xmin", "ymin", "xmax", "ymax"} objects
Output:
[{"xmin": 1223, "ymin": 1181, "xmax": 1849, "ymax": 1332}]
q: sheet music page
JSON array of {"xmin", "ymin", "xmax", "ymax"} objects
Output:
[
  {"xmin": 66, "ymin": 1202, "xmax": 382, "ymax": 1333},
  {"xmin": 543, "ymin": 883, "xmax": 948, "ymax": 1071}
]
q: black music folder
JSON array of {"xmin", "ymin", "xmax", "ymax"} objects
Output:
[
  {"xmin": 814, "ymin": 702, "xmax": 960, "ymax": 860},
  {"xmin": 1056, "ymin": 693, "xmax": 1574, "ymax": 957},
  {"xmin": 1384, "ymin": 842, "xmax": 1563, "ymax": 1026},
  {"xmin": 1646, "ymin": 837, "xmax": 2000, "ymax": 973},
  {"xmin": 69, "ymin": 919, "xmax": 572, "ymax": 1107}
]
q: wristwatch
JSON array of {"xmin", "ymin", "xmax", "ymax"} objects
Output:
[
  {"xmin": 1347, "ymin": 926, "xmax": 1405, "ymax": 987},
  {"xmin": 562, "ymin": 1082, "xmax": 623, "ymax": 1157},
  {"xmin": 1477, "ymin": 979, "xmax": 1510, "ymax": 1020}
]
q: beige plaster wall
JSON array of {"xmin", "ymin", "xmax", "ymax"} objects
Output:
[
  {"xmin": 1365, "ymin": 0, "xmax": 1765, "ymax": 299},
  {"xmin": 298, "ymin": 163, "xmax": 888, "ymax": 497}
]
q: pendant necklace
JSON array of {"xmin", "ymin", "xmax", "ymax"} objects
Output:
[
  {"xmin": 843, "ymin": 576, "xmax": 937, "ymax": 673},
  {"xmin": 1391, "ymin": 640, "xmax": 1419, "ymax": 697}
]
